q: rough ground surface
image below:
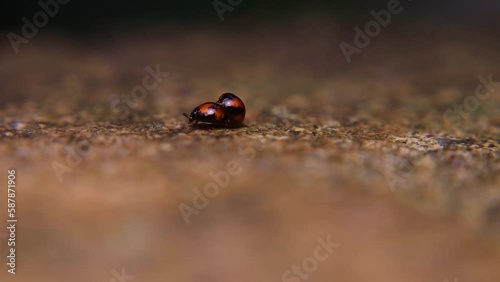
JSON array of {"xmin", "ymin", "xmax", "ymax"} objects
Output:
[{"xmin": 1, "ymin": 22, "xmax": 500, "ymax": 282}]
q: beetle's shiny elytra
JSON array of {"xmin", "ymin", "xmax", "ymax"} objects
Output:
[
  {"xmin": 183, "ymin": 102, "xmax": 225, "ymax": 125},
  {"xmin": 216, "ymin": 93, "xmax": 246, "ymax": 126},
  {"xmin": 184, "ymin": 93, "xmax": 246, "ymax": 127}
]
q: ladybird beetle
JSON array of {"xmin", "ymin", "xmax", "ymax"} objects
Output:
[
  {"xmin": 184, "ymin": 93, "xmax": 246, "ymax": 127},
  {"xmin": 183, "ymin": 102, "xmax": 226, "ymax": 125},
  {"xmin": 215, "ymin": 93, "xmax": 246, "ymax": 126}
]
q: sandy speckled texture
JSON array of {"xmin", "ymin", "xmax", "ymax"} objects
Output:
[{"xmin": 0, "ymin": 22, "xmax": 500, "ymax": 281}]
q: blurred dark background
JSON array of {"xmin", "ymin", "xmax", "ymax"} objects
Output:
[
  {"xmin": 2, "ymin": 0, "xmax": 500, "ymax": 113},
  {"xmin": 2, "ymin": 0, "xmax": 500, "ymax": 32}
]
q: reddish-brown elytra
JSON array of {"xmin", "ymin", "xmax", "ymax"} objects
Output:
[
  {"xmin": 215, "ymin": 93, "xmax": 246, "ymax": 127},
  {"xmin": 183, "ymin": 102, "xmax": 225, "ymax": 125},
  {"xmin": 184, "ymin": 93, "xmax": 246, "ymax": 128}
]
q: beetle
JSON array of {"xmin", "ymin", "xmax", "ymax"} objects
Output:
[
  {"xmin": 184, "ymin": 93, "xmax": 246, "ymax": 127},
  {"xmin": 215, "ymin": 93, "xmax": 246, "ymax": 127},
  {"xmin": 183, "ymin": 102, "xmax": 226, "ymax": 126}
]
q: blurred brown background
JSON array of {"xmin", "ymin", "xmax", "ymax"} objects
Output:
[{"xmin": 1, "ymin": 1, "xmax": 500, "ymax": 281}]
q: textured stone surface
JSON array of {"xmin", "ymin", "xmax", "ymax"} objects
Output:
[{"xmin": 0, "ymin": 22, "xmax": 499, "ymax": 281}]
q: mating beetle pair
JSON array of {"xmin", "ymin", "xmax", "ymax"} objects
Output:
[{"xmin": 183, "ymin": 93, "xmax": 245, "ymax": 127}]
